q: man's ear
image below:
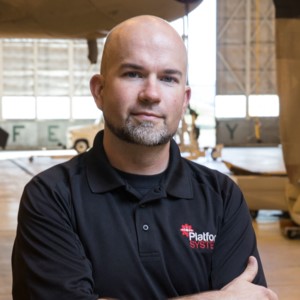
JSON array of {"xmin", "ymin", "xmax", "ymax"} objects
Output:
[
  {"xmin": 90, "ymin": 74, "xmax": 104, "ymax": 110},
  {"xmin": 182, "ymin": 86, "xmax": 191, "ymax": 117}
]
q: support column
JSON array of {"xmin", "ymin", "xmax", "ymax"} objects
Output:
[{"xmin": 274, "ymin": 0, "xmax": 300, "ymax": 225}]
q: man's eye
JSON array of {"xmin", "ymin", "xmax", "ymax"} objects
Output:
[
  {"xmin": 161, "ymin": 76, "xmax": 177, "ymax": 83},
  {"xmin": 125, "ymin": 72, "xmax": 141, "ymax": 78}
]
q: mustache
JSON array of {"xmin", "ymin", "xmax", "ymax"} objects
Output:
[{"xmin": 129, "ymin": 106, "xmax": 166, "ymax": 119}]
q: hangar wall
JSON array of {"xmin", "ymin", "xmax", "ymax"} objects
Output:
[
  {"xmin": 0, "ymin": 39, "xmax": 104, "ymax": 149},
  {"xmin": 0, "ymin": 120, "xmax": 94, "ymax": 150},
  {"xmin": 216, "ymin": 117, "xmax": 280, "ymax": 146},
  {"xmin": 216, "ymin": 0, "xmax": 279, "ymax": 146}
]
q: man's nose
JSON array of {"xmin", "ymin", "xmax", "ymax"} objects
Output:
[{"xmin": 138, "ymin": 76, "xmax": 160, "ymax": 104}]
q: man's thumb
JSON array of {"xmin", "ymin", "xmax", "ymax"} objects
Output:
[{"xmin": 238, "ymin": 256, "xmax": 258, "ymax": 282}]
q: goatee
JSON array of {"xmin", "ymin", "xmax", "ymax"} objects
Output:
[{"xmin": 105, "ymin": 118, "xmax": 174, "ymax": 146}]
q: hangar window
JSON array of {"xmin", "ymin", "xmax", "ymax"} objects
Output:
[
  {"xmin": 0, "ymin": 39, "xmax": 103, "ymax": 121},
  {"xmin": 215, "ymin": 94, "xmax": 279, "ymax": 118},
  {"xmin": 2, "ymin": 96, "xmax": 35, "ymax": 119},
  {"xmin": 215, "ymin": 95, "xmax": 247, "ymax": 118},
  {"xmin": 36, "ymin": 97, "xmax": 70, "ymax": 119},
  {"xmin": 72, "ymin": 96, "xmax": 100, "ymax": 119},
  {"xmin": 248, "ymin": 94, "xmax": 279, "ymax": 117}
]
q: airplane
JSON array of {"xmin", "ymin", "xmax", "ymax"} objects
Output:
[{"xmin": 0, "ymin": 0, "xmax": 203, "ymax": 63}]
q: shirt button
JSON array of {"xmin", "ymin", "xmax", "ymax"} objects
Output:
[
  {"xmin": 154, "ymin": 187, "xmax": 161, "ymax": 193},
  {"xmin": 142, "ymin": 224, "xmax": 149, "ymax": 231}
]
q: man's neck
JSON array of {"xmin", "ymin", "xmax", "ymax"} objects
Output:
[{"xmin": 102, "ymin": 130, "xmax": 170, "ymax": 175}]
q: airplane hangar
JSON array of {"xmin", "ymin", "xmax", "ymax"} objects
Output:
[{"xmin": 0, "ymin": 0, "xmax": 299, "ymax": 299}]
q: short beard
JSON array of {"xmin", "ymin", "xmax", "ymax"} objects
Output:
[{"xmin": 105, "ymin": 117, "xmax": 174, "ymax": 146}]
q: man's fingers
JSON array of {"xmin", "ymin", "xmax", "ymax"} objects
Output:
[{"xmin": 238, "ymin": 256, "xmax": 258, "ymax": 283}]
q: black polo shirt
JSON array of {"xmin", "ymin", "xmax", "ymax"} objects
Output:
[{"xmin": 12, "ymin": 130, "xmax": 266, "ymax": 300}]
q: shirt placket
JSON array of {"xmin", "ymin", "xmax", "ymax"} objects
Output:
[{"xmin": 135, "ymin": 186, "xmax": 165, "ymax": 258}]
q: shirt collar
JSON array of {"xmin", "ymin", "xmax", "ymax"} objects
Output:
[{"xmin": 85, "ymin": 130, "xmax": 193, "ymax": 199}]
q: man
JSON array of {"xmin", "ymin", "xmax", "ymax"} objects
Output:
[{"xmin": 12, "ymin": 15, "xmax": 277, "ymax": 300}]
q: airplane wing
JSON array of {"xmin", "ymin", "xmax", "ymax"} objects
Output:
[
  {"xmin": 221, "ymin": 147, "xmax": 286, "ymax": 176},
  {"xmin": 0, "ymin": 0, "xmax": 202, "ymax": 39},
  {"xmin": 222, "ymin": 160, "xmax": 286, "ymax": 177}
]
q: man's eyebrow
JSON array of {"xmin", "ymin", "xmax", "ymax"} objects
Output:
[
  {"xmin": 119, "ymin": 63, "xmax": 183, "ymax": 77},
  {"xmin": 119, "ymin": 63, "xmax": 144, "ymax": 70},
  {"xmin": 164, "ymin": 69, "xmax": 183, "ymax": 77}
]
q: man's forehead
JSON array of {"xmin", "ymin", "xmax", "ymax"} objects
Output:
[{"xmin": 101, "ymin": 17, "xmax": 187, "ymax": 74}]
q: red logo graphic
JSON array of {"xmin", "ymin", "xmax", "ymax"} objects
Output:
[
  {"xmin": 180, "ymin": 224, "xmax": 216, "ymax": 250},
  {"xmin": 180, "ymin": 224, "xmax": 194, "ymax": 237}
]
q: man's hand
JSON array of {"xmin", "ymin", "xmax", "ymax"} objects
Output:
[
  {"xmin": 218, "ymin": 256, "xmax": 278, "ymax": 299},
  {"xmin": 172, "ymin": 256, "xmax": 278, "ymax": 300}
]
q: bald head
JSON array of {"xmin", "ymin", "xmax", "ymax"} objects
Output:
[
  {"xmin": 90, "ymin": 14, "xmax": 191, "ymax": 153},
  {"xmin": 100, "ymin": 15, "xmax": 188, "ymax": 78}
]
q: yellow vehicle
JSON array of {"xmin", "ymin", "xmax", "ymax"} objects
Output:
[{"xmin": 66, "ymin": 118, "xmax": 104, "ymax": 153}]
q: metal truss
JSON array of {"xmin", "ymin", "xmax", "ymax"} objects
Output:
[{"xmin": 216, "ymin": 0, "xmax": 277, "ymax": 97}]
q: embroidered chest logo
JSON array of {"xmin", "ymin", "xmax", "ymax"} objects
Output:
[{"xmin": 180, "ymin": 224, "xmax": 216, "ymax": 250}]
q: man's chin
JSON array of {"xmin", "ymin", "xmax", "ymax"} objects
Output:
[
  {"xmin": 122, "ymin": 130, "xmax": 171, "ymax": 146},
  {"xmin": 105, "ymin": 120, "xmax": 173, "ymax": 146}
]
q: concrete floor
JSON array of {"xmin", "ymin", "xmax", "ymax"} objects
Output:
[{"xmin": 0, "ymin": 149, "xmax": 300, "ymax": 299}]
